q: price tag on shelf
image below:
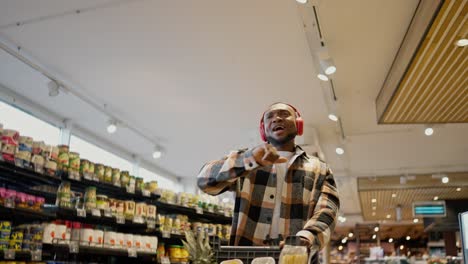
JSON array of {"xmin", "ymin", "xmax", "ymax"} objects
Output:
[
  {"xmin": 196, "ymin": 207, "xmax": 203, "ymax": 214},
  {"xmin": 160, "ymin": 256, "xmax": 171, "ymax": 264},
  {"xmin": 4, "ymin": 249, "xmax": 15, "ymax": 259},
  {"xmin": 133, "ymin": 216, "xmax": 144, "ymax": 224},
  {"xmin": 103, "ymin": 209, "xmax": 112, "ymax": 218},
  {"xmin": 127, "ymin": 248, "xmax": 137, "ymax": 258},
  {"xmin": 5, "ymin": 199, "xmax": 15, "ymax": 209},
  {"xmin": 162, "ymin": 231, "xmax": 170, "ymax": 238},
  {"xmin": 126, "ymin": 185, "xmax": 135, "ymax": 194},
  {"xmin": 142, "ymin": 190, "xmax": 151, "ymax": 197},
  {"xmin": 76, "ymin": 208, "xmax": 87, "ymax": 218},
  {"xmin": 147, "ymin": 220, "xmax": 156, "ymax": 229},
  {"xmin": 91, "ymin": 208, "xmax": 101, "ymax": 217},
  {"xmin": 207, "ymin": 207, "xmax": 214, "ymax": 213},
  {"xmin": 116, "ymin": 215, "xmax": 125, "ymax": 224},
  {"xmin": 31, "ymin": 249, "xmax": 42, "ymax": 261},
  {"xmin": 69, "ymin": 241, "xmax": 79, "ymax": 253}
]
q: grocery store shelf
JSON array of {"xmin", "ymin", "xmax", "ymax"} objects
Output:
[
  {"xmin": 0, "ymin": 205, "xmax": 55, "ymax": 223},
  {"xmin": 156, "ymin": 201, "xmax": 232, "ymax": 225}
]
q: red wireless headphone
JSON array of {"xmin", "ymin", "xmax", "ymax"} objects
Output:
[{"xmin": 259, "ymin": 103, "xmax": 304, "ymax": 142}]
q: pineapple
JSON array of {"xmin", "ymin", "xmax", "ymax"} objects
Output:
[{"xmin": 182, "ymin": 231, "xmax": 216, "ymax": 264}]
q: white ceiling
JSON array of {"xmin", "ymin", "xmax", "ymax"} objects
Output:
[{"xmin": 1, "ymin": 0, "xmax": 467, "ymax": 225}]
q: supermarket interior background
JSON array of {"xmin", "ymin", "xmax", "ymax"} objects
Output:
[{"xmin": 0, "ymin": 0, "xmax": 467, "ymax": 263}]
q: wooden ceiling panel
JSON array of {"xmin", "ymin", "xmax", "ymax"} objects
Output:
[{"xmin": 377, "ymin": 0, "xmax": 468, "ymax": 124}]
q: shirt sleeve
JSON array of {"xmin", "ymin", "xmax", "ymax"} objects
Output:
[
  {"xmin": 296, "ymin": 166, "xmax": 340, "ymax": 250},
  {"xmin": 197, "ymin": 148, "xmax": 259, "ymax": 195}
]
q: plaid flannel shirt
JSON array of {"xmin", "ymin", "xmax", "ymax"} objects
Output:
[{"xmin": 197, "ymin": 145, "xmax": 340, "ymax": 249}]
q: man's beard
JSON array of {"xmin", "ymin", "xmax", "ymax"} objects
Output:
[{"xmin": 266, "ymin": 132, "xmax": 296, "ymax": 147}]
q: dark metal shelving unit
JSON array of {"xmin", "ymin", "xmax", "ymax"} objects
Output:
[{"xmin": 156, "ymin": 201, "xmax": 232, "ymax": 225}]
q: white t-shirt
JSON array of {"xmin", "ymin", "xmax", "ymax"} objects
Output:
[{"xmin": 270, "ymin": 151, "xmax": 295, "ymax": 239}]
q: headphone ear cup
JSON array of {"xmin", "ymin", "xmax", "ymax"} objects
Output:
[
  {"xmin": 296, "ymin": 117, "xmax": 304, "ymax": 136},
  {"xmin": 259, "ymin": 121, "xmax": 267, "ymax": 142}
]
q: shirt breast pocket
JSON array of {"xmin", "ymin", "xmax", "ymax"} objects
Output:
[{"xmin": 303, "ymin": 171, "xmax": 315, "ymax": 191}]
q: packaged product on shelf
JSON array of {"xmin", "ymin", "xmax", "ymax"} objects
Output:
[
  {"xmin": 133, "ymin": 234, "xmax": 142, "ymax": 250},
  {"xmin": 146, "ymin": 180, "xmax": 158, "ymax": 194},
  {"xmin": 135, "ymin": 177, "xmax": 144, "ymax": 192},
  {"xmin": 57, "ymin": 145, "xmax": 70, "ymax": 175},
  {"xmin": 18, "ymin": 136, "xmax": 33, "ymax": 152},
  {"xmin": 104, "ymin": 166, "xmax": 112, "ymax": 183},
  {"xmin": 161, "ymin": 189, "xmax": 176, "ymax": 204},
  {"xmin": 22, "ymin": 224, "xmax": 44, "ymax": 251},
  {"xmin": 31, "ymin": 154, "xmax": 45, "ymax": 174},
  {"xmin": 71, "ymin": 222, "xmax": 81, "ymax": 242},
  {"xmin": 128, "ymin": 175, "xmax": 136, "ymax": 193},
  {"xmin": 157, "ymin": 242, "xmax": 165, "ymax": 256},
  {"xmin": 96, "ymin": 195, "xmax": 109, "ymax": 210},
  {"xmin": 89, "ymin": 162, "xmax": 97, "ymax": 181},
  {"xmin": 0, "ymin": 221, "xmax": 12, "ymax": 250},
  {"xmin": 147, "ymin": 205, "xmax": 157, "ymax": 220},
  {"xmin": 80, "ymin": 159, "xmax": 91, "ymax": 180},
  {"xmin": 51, "ymin": 146, "xmax": 59, "ymax": 161},
  {"xmin": 5, "ymin": 189, "xmax": 16, "ymax": 207},
  {"xmin": 26, "ymin": 194, "xmax": 36, "ymax": 208},
  {"xmin": 164, "ymin": 216, "xmax": 173, "ymax": 233},
  {"xmin": 180, "ymin": 246, "xmax": 189, "ymax": 262},
  {"xmin": 111, "ymin": 167, "xmax": 121, "ymax": 187},
  {"xmin": 116, "ymin": 200, "xmax": 125, "ymax": 216},
  {"xmin": 1, "ymin": 129, "xmax": 19, "ymax": 145},
  {"xmin": 56, "ymin": 181, "xmax": 72, "ymax": 208},
  {"xmin": 124, "ymin": 200, "xmax": 135, "ymax": 219},
  {"xmin": 94, "ymin": 229, "xmax": 104, "ymax": 247},
  {"xmin": 55, "ymin": 223, "xmax": 69, "ymax": 244},
  {"xmin": 32, "ymin": 141, "xmax": 44, "ymax": 155},
  {"xmin": 45, "ymin": 160, "xmax": 57, "ymax": 177},
  {"xmin": 42, "ymin": 223, "xmax": 56, "ymax": 244},
  {"xmin": 104, "ymin": 231, "xmax": 116, "ymax": 247},
  {"xmin": 80, "ymin": 227, "xmax": 94, "ymax": 246},
  {"xmin": 9, "ymin": 227, "xmax": 24, "ymax": 250},
  {"xmin": 15, "ymin": 150, "xmax": 32, "ymax": 169},
  {"xmin": 33, "ymin": 197, "xmax": 45, "ymax": 211},
  {"xmin": 120, "ymin": 170, "xmax": 130, "ymax": 187},
  {"xmin": 69, "ymin": 152, "xmax": 81, "ymax": 180},
  {"xmin": 95, "ymin": 163, "xmax": 105, "ymax": 182},
  {"xmin": 0, "ymin": 187, "xmax": 5, "ymax": 204},
  {"xmin": 168, "ymin": 244, "xmax": 182, "ymax": 262},
  {"xmin": 124, "ymin": 233, "xmax": 133, "ymax": 248},
  {"xmin": 1, "ymin": 143, "xmax": 16, "ymax": 163},
  {"xmin": 109, "ymin": 198, "xmax": 117, "ymax": 215},
  {"xmin": 84, "ymin": 186, "xmax": 97, "ymax": 210},
  {"xmin": 135, "ymin": 202, "xmax": 147, "ymax": 218},
  {"xmin": 157, "ymin": 214, "xmax": 166, "ymax": 231},
  {"xmin": 15, "ymin": 192, "xmax": 28, "ymax": 208},
  {"xmin": 116, "ymin": 232, "xmax": 124, "ymax": 248}
]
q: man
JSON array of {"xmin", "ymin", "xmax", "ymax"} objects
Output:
[{"xmin": 197, "ymin": 103, "xmax": 339, "ymax": 260}]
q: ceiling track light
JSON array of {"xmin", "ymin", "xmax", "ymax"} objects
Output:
[
  {"xmin": 320, "ymin": 58, "xmax": 337, "ymax": 75},
  {"xmin": 47, "ymin": 80, "xmax": 60, "ymax": 97},
  {"xmin": 106, "ymin": 119, "xmax": 117, "ymax": 134},
  {"xmin": 335, "ymin": 147, "xmax": 344, "ymax": 155},
  {"xmin": 296, "ymin": 0, "xmax": 307, "ymax": 3},
  {"xmin": 152, "ymin": 146, "xmax": 163, "ymax": 159},
  {"xmin": 317, "ymin": 71, "xmax": 329, "ymax": 81},
  {"xmin": 456, "ymin": 38, "xmax": 468, "ymax": 47},
  {"xmin": 328, "ymin": 114, "xmax": 339, "ymax": 122}
]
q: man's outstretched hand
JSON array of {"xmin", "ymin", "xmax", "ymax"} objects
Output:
[{"xmin": 252, "ymin": 143, "xmax": 288, "ymax": 166}]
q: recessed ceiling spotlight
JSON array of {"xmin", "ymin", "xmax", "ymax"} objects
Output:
[
  {"xmin": 456, "ymin": 187, "xmax": 461, "ymax": 192},
  {"xmin": 406, "ymin": 236, "xmax": 411, "ymax": 241},
  {"xmin": 348, "ymin": 232, "xmax": 354, "ymax": 238},
  {"xmin": 388, "ymin": 238, "xmax": 394, "ymax": 243},
  {"xmin": 374, "ymin": 227, "xmax": 379, "ymax": 232},
  {"xmin": 424, "ymin": 127, "xmax": 434, "ymax": 136},
  {"xmin": 335, "ymin": 147, "xmax": 344, "ymax": 155},
  {"xmin": 371, "ymin": 198, "xmax": 377, "ymax": 203},
  {"xmin": 413, "ymin": 218, "xmax": 419, "ymax": 223},
  {"xmin": 317, "ymin": 73, "xmax": 329, "ymax": 81},
  {"xmin": 106, "ymin": 120, "xmax": 117, "ymax": 134},
  {"xmin": 386, "ymin": 214, "xmax": 391, "ymax": 219},
  {"xmin": 456, "ymin": 38, "xmax": 468, "ymax": 47},
  {"xmin": 338, "ymin": 245, "xmax": 343, "ymax": 250},
  {"xmin": 372, "ymin": 234, "xmax": 377, "ymax": 239},
  {"xmin": 392, "ymin": 193, "xmax": 397, "ymax": 198},
  {"xmin": 433, "ymin": 196, "xmax": 439, "ymax": 201},
  {"xmin": 328, "ymin": 114, "xmax": 338, "ymax": 122},
  {"xmin": 441, "ymin": 176, "xmax": 449, "ymax": 184},
  {"xmin": 400, "ymin": 245, "xmax": 404, "ymax": 250},
  {"xmin": 341, "ymin": 238, "xmax": 347, "ymax": 244},
  {"xmin": 152, "ymin": 149, "xmax": 162, "ymax": 159}
]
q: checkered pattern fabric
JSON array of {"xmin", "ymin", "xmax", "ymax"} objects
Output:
[{"xmin": 197, "ymin": 146, "xmax": 340, "ymax": 249}]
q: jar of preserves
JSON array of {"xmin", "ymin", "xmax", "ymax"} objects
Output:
[
  {"xmin": 104, "ymin": 166, "xmax": 112, "ymax": 183},
  {"xmin": 111, "ymin": 168, "xmax": 121, "ymax": 187},
  {"xmin": 96, "ymin": 195, "xmax": 109, "ymax": 210},
  {"xmin": 120, "ymin": 171, "xmax": 130, "ymax": 187},
  {"xmin": 84, "ymin": 187, "xmax": 97, "ymax": 210},
  {"xmin": 95, "ymin": 164, "xmax": 105, "ymax": 182}
]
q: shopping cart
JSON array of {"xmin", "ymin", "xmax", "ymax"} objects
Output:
[{"xmin": 211, "ymin": 237, "xmax": 281, "ymax": 264}]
